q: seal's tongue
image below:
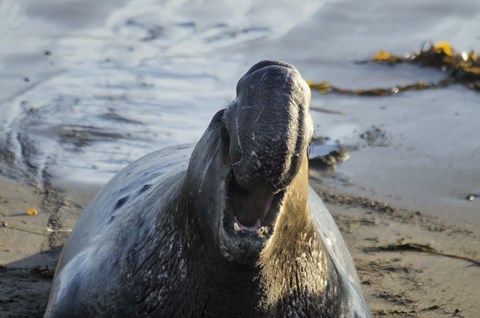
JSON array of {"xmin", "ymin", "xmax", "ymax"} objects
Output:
[
  {"xmin": 234, "ymin": 217, "xmax": 261, "ymax": 231},
  {"xmin": 230, "ymin": 181, "xmax": 274, "ymax": 230}
]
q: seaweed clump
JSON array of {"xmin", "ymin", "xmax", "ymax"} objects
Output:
[
  {"xmin": 364, "ymin": 240, "xmax": 480, "ymax": 267},
  {"xmin": 308, "ymin": 41, "xmax": 480, "ymax": 96}
]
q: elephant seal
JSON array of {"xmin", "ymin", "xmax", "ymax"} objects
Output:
[{"xmin": 44, "ymin": 60, "xmax": 371, "ymax": 317}]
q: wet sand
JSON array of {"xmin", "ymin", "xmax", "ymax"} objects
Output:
[
  {"xmin": 310, "ymin": 172, "xmax": 480, "ymax": 318},
  {"xmin": 0, "ymin": 176, "xmax": 96, "ymax": 318},
  {"xmin": 1, "ymin": 167, "xmax": 479, "ymax": 318}
]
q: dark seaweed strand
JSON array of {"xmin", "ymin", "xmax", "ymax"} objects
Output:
[{"xmin": 308, "ymin": 43, "xmax": 480, "ymax": 96}]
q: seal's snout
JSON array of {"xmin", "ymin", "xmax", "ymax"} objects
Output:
[
  {"xmin": 221, "ymin": 60, "xmax": 313, "ymax": 237},
  {"xmin": 223, "ymin": 60, "xmax": 313, "ymax": 194}
]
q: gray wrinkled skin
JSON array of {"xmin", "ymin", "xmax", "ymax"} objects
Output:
[
  {"xmin": 44, "ymin": 61, "xmax": 371, "ymax": 318},
  {"xmin": 224, "ymin": 61, "xmax": 311, "ymax": 193}
]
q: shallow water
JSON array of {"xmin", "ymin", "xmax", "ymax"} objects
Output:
[
  {"xmin": 1, "ymin": 0, "xmax": 479, "ymax": 223},
  {"xmin": 0, "ymin": 0, "xmax": 328, "ymax": 183}
]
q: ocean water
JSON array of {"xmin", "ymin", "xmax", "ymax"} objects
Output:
[
  {"xmin": 1, "ymin": 0, "xmax": 479, "ymax": 222},
  {"xmin": 0, "ymin": 0, "xmax": 329, "ymax": 183}
]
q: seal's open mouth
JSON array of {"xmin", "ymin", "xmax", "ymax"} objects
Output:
[{"xmin": 223, "ymin": 171, "xmax": 285, "ymax": 241}]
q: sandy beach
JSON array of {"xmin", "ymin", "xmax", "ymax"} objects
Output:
[{"xmin": 1, "ymin": 165, "xmax": 479, "ymax": 317}]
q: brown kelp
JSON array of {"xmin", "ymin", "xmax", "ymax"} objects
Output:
[
  {"xmin": 308, "ymin": 42, "xmax": 480, "ymax": 96},
  {"xmin": 364, "ymin": 240, "xmax": 480, "ymax": 267}
]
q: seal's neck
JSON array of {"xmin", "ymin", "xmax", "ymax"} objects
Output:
[
  {"xmin": 258, "ymin": 213, "xmax": 343, "ymax": 316},
  {"xmin": 156, "ymin": 181, "xmax": 264, "ymax": 317},
  {"xmin": 256, "ymin": 160, "xmax": 345, "ymax": 316},
  {"xmin": 186, "ymin": 257, "xmax": 263, "ymax": 317}
]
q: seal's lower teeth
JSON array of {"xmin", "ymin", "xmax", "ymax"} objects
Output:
[
  {"xmin": 234, "ymin": 222, "xmax": 241, "ymax": 232},
  {"xmin": 256, "ymin": 226, "xmax": 269, "ymax": 236}
]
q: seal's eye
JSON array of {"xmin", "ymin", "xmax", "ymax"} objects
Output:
[{"xmin": 221, "ymin": 125, "xmax": 230, "ymax": 148}]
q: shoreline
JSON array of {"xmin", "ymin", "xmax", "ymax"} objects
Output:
[{"xmin": 0, "ymin": 172, "xmax": 479, "ymax": 317}]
